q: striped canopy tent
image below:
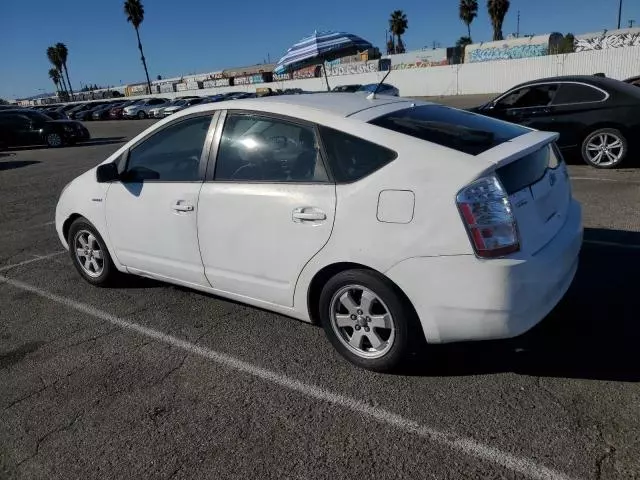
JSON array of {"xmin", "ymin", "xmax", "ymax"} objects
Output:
[{"xmin": 274, "ymin": 30, "xmax": 373, "ymax": 90}]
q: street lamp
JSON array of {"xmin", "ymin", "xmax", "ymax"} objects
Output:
[{"xmin": 617, "ymin": 0, "xmax": 623, "ymax": 29}]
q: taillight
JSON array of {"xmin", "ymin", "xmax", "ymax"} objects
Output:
[{"xmin": 456, "ymin": 175, "xmax": 520, "ymax": 258}]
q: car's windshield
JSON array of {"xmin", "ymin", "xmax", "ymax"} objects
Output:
[{"xmin": 370, "ymin": 104, "xmax": 529, "ymax": 155}]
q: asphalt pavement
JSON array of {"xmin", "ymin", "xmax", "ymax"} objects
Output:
[{"xmin": 1, "ymin": 99, "xmax": 639, "ymax": 480}]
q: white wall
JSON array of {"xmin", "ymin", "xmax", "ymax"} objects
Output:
[{"xmin": 132, "ymin": 45, "xmax": 640, "ymax": 101}]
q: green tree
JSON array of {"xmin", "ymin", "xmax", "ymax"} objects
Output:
[
  {"xmin": 487, "ymin": 0, "xmax": 510, "ymax": 41},
  {"xmin": 456, "ymin": 36, "xmax": 473, "ymax": 48},
  {"xmin": 48, "ymin": 68, "xmax": 62, "ymax": 94},
  {"xmin": 55, "ymin": 43, "xmax": 74, "ymax": 100},
  {"xmin": 0, "ymin": 98, "xmax": 9, "ymax": 105},
  {"xmin": 124, "ymin": 0, "xmax": 152, "ymax": 94},
  {"xmin": 459, "ymin": 0, "xmax": 478, "ymax": 40},
  {"xmin": 46, "ymin": 46, "xmax": 68, "ymax": 95},
  {"xmin": 389, "ymin": 10, "xmax": 408, "ymax": 54},
  {"xmin": 558, "ymin": 33, "xmax": 575, "ymax": 54}
]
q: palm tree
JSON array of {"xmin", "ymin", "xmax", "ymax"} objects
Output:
[
  {"xmin": 124, "ymin": 0, "xmax": 152, "ymax": 94},
  {"xmin": 487, "ymin": 0, "xmax": 510, "ymax": 41},
  {"xmin": 55, "ymin": 43, "xmax": 74, "ymax": 100},
  {"xmin": 459, "ymin": 0, "xmax": 478, "ymax": 40},
  {"xmin": 389, "ymin": 10, "xmax": 408, "ymax": 54},
  {"xmin": 48, "ymin": 68, "xmax": 62, "ymax": 94},
  {"xmin": 456, "ymin": 36, "xmax": 473, "ymax": 48},
  {"xmin": 46, "ymin": 46, "xmax": 68, "ymax": 95}
]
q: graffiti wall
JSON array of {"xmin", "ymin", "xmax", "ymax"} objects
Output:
[
  {"xmin": 384, "ymin": 48, "xmax": 449, "ymax": 69},
  {"xmin": 465, "ymin": 33, "xmax": 563, "ymax": 63},
  {"xmin": 574, "ymin": 28, "xmax": 640, "ymax": 52},
  {"xmin": 273, "ymin": 72, "xmax": 291, "ymax": 81},
  {"xmin": 327, "ymin": 60, "xmax": 378, "ymax": 77},
  {"xmin": 292, "ymin": 65, "xmax": 321, "ymax": 80}
]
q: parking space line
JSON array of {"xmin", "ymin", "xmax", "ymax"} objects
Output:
[
  {"xmin": 0, "ymin": 251, "xmax": 66, "ymax": 272},
  {"xmin": 571, "ymin": 176, "xmax": 640, "ymax": 184},
  {"xmin": 0, "ymin": 273, "xmax": 574, "ymax": 480}
]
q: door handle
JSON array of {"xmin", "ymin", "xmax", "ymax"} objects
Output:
[
  {"xmin": 172, "ymin": 201, "xmax": 194, "ymax": 212},
  {"xmin": 292, "ymin": 207, "xmax": 326, "ymax": 222}
]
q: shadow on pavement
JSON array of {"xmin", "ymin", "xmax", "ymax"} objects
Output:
[
  {"xmin": 0, "ymin": 152, "xmax": 16, "ymax": 158},
  {"xmin": 404, "ymin": 227, "xmax": 640, "ymax": 382},
  {"xmin": 0, "ymin": 160, "xmax": 40, "ymax": 171}
]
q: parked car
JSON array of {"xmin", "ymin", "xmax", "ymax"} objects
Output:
[
  {"xmin": 109, "ymin": 100, "xmax": 139, "ymax": 120},
  {"xmin": 470, "ymin": 75, "xmax": 640, "ymax": 168},
  {"xmin": 356, "ymin": 83, "xmax": 399, "ymax": 96},
  {"xmin": 92, "ymin": 102, "xmax": 125, "ymax": 120},
  {"xmin": 149, "ymin": 98, "xmax": 185, "ymax": 118},
  {"xmin": 123, "ymin": 98, "xmax": 170, "ymax": 119},
  {"xmin": 55, "ymin": 93, "xmax": 581, "ymax": 371},
  {"xmin": 0, "ymin": 109, "xmax": 90, "ymax": 148},
  {"xmin": 74, "ymin": 103, "xmax": 109, "ymax": 121},
  {"xmin": 162, "ymin": 97, "xmax": 210, "ymax": 116},
  {"xmin": 44, "ymin": 110, "xmax": 69, "ymax": 120},
  {"xmin": 333, "ymin": 84, "xmax": 362, "ymax": 93}
]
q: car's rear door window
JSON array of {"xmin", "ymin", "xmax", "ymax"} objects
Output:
[
  {"xmin": 369, "ymin": 105, "xmax": 528, "ymax": 155},
  {"xmin": 552, "ymin": 83, "xmax": 607, "ymax": 104},
  {"xmin": 318, "ymin": 126, "xmax": 397, "ymax": 183},
  {"xmin": 496, "ymin": 84, "xmax": 559, "ymax": 109}
]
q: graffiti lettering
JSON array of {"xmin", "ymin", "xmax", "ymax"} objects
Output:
[
  {"xmin": 575, "ymin": 32, "xmax": 640, "ymax": 52},
  {"xmin": 327, "ymin": 60, "xmax": 378, "ymax": 77},
  {"xmin": 293, "ymin": 65, "xmax": 320, "ymax": 79},
  {"xmin": 468, "ymin": 44, "xmax": 548, "ymax": 63}
]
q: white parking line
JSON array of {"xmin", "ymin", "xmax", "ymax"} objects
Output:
[
  {"xmin": 0, "ymin": 272, "xmax": 575, "ymax": 480},
  {"xmin": 0, "ymin": 251, "xmax": 65, "ymax": 272},
  {"xmin": 572, "ymin": 176, "xmax": 640, "ymax": 184}
]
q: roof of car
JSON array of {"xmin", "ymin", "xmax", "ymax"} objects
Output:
[
  {"xmin": 240, "ymin": 92, "xmax": 412, "ymax": 118},
  {"xmin": 513, "ymin": 75, "xmax": 632, "ymax": 89}
]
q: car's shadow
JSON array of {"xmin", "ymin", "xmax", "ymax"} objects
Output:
[
  {"xmin": 0, "ymin": 160, "xmax": 41, "ymax": 171},
  {"xmin": 404, "ymin": 227, "xmax": 640, "ymax": 382},
  {"xmin": 78, "ymin": 137, "xmax": 125, "ymax": 146}
]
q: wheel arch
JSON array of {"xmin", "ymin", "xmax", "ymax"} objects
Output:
[
  {"xmin": 62, "ymin": 213, "xmax": 84, "ymax": 243},
  {"xmin": 306, "ymin": 261, "xmax": 418, "ymax": 326}
]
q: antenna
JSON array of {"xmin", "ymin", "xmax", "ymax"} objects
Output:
[{"xmin": 367, "ymin": 69, "xmax": 392, "ymax": 100}]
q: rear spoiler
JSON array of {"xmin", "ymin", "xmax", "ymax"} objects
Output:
[{"xmin": 475, "ymin": 131, "xmax": 559, "ymax": 168}]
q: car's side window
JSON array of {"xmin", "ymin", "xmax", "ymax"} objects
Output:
[
  {"xmin": 123, "ymin": 114, "xmax": 213, "ymax": 182},
  {"xmin": 214, "ymin": 113, "xmax": 329, "ymax": 183},
  {"xmin": 318, "ymin": 126, "xmax": 397, "ymax": 183},
  {"xmin": 497, "ymin": 84, "xmax": 559, "ymax": 109},
  {"xmin": 551, "ymin": 84, "xmax": 606, "ymax": 104}
]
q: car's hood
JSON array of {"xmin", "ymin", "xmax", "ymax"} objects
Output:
[{"xmin": 164, "ymin": 106, "xmax": 183, "ymax": 111}]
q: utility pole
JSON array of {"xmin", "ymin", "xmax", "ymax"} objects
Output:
[
  {"xmin": 617, "ymin": 0, "xmax": 622, "ymax": 29},
  {"xmin": 629, "ymin": 19, "xmax": 635, "ymax": 28},
  {"xmin": 516, "ymin": 10, "xmax": 521, "ymax": 38}
]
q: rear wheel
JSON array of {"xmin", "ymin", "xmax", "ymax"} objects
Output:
[
  {"xmin": 319, "ymin": 269, "xmax": 422, "ymax": 372},
  {"xmin": 581, "ymin": 128, "xmax": 627, "ymax": 169},
  {"xmin": 45, "ymin": 132, "xmax": 64, "ymax": 148}
]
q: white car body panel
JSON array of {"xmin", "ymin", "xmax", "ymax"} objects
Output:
[{"xmin": 56, "ymin": 93, "xmax": 583, "ymax": 345}]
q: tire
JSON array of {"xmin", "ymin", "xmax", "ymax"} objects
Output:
[
  {"xmin": 45, "ymin": 132, "xmax": 64, "ymax": 148},
  {"xmin": 137, "ymin": 110, "xmax": 146, "ymax": 119},
  {"xmin": 581, "ymin": 128, "xmax": 627, "ymax": 169},
  {"xmin": 318, "ymin": 269, "xmax": 422, "ymax": 372},
  {"xmin": 67, "ymin": 218, "xmax": 118, "ymax": 287}
]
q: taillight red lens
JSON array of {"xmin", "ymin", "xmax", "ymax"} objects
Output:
[{"xmin": 456, "ymin": 175, "xmax": 519, "ymax": 258}]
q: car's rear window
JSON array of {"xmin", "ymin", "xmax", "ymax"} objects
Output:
[{"xmin": 369, "ymin": 105, "xmax": 529, "ymax": 155}]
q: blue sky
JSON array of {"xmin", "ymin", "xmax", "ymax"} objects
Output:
[{"xmin": 1, "ymin": 0, "xmax": 638, "ymax": 100}]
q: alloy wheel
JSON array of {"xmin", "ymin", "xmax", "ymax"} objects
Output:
[
  {"xmin": 585, "ymin": 132, "xmax": 624, "ymax": 167},
  {"xmin": 74, "ymin": 230, "xmax": 104, "ymax": 278},
  {"xmin": 46, "ymin": 133, "xmax": 62, "ymax": 147},
  {"xmin": 329, "ymin": 285, "xmax": 396, "ymax": 359}
]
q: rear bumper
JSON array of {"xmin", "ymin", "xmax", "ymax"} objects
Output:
[{"xmin": 385, "ymin": 200, "xmax": 582, "ymax": 344}]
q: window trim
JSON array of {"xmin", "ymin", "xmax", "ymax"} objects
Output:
[
  {"xmin": 117, "ymin": 110, "xmax": 218, "ymax": 183},
  {"xmin": 205, "ymin": 109, "xmax": 334, "ymax": 185},
  {"xmin": 493, "ymin": 81, "xmax": 610, "ymax": 110}
]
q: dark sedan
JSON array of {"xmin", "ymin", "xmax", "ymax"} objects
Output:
[
  {"xmin": 73, "ymin": 103, "xmax": 109, "ymax": 121},
  {"xmin": 92, "ymin": 102, "xmax": 125, "ymax": 120},
  {"xmin": 0, "ymin": 109, "xmax": 90, "ymax": 149},
  {"xmin": 470, "ymin": 75, "xmax": 640, "ymax": 168}
]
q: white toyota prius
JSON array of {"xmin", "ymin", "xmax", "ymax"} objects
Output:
[{"xmin": 56, "ymin": 93, "xmax": 582, "ymax": 371}]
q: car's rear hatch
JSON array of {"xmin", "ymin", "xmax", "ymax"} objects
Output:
[{"xmin": 477, "ymin": 131, "xmax": 571, "ymax": 255}]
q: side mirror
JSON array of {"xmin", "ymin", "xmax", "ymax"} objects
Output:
[{"xmin": 96, "ymin": 162, "xmax": 120, "ymax": 183}]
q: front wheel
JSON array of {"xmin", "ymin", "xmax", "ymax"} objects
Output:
[
  {"xmin": 318, "ymin": 269, "xmax": 422, "ymax": 372},
  {"xmin": 137, "ymin": 110, "xmax": 146, "ymax": 119},
  {"xmin": 68, "ymin": 218, "xmax": 118, "ymax": 286},
  {"xmin": 581, "ymin": 128, "xmax": 627, "ymax": 169},
  {"xmin": 45, "ymin": 132, "xmax": 64, "ymax": 148}
]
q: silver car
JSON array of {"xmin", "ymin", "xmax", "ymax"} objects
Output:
[{"xmin": 123, "ymin": 98, "xmax": 170, "ymax": 119}]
